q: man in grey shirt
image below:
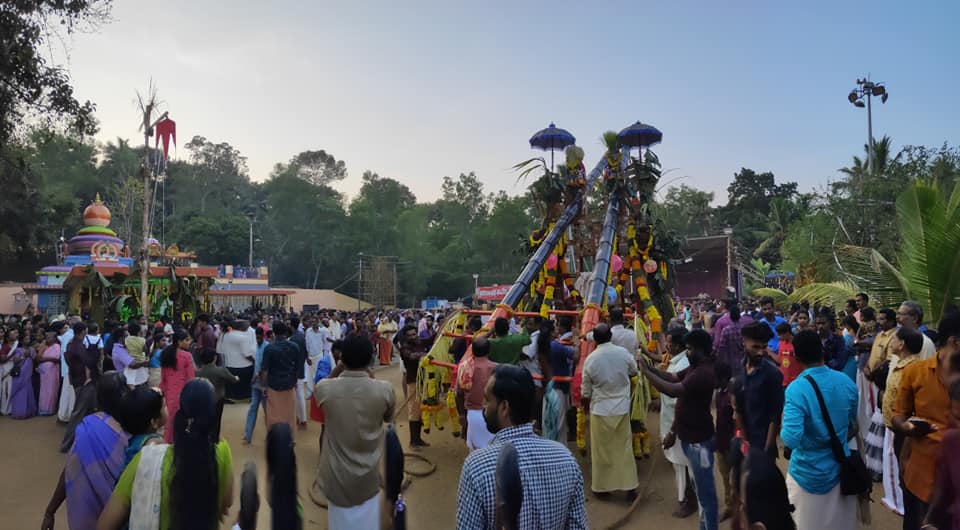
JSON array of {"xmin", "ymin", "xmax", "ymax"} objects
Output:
[{"xmin": 313, "ymin": 334, "xmax": 395, "ymax": 529}]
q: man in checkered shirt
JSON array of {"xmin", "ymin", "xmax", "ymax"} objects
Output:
[{"xmin": 456, "ymin": 364, "xmax": 588, "ymax": 529}]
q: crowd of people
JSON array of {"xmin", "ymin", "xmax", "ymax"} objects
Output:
[{"xmin": 1, "ymin": 292, "xmax": 959, "ymax": 530}]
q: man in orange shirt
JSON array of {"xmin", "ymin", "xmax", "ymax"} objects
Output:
[{"xmin": 892, "ymin": 311, "xmax": 960, "ymax": 530}]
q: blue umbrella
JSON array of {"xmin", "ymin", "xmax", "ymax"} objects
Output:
[
  {"xmin": 529, "ymin": 123, "xmax": 576, "ymax": 171},
  {"xmin": 617, "ymin": 121, "xmax": 662, "ymax": 158}
]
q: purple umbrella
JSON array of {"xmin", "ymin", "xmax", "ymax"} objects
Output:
[{"xmin": 529, "ymin": 123, "xmax": 576, "ymax": 171}]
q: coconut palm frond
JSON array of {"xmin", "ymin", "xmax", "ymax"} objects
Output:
[
  {"xmin": 787, "ymin": 281, "xmax": 859, "ymax": 308},
  {"xmin": 896, "ymin": 179, "xmax": 960, "ymax": 323},
  {"xmin": 832, "ymin": 244, "xmax": 908, "ymax": 309},
  {"xmin": 601, "ymin": 131, "xmax": 619, "ymax": 152},
  {"xmin": 512, "ymin": 157, "xmax": 549, "ymax": 183},
  {"xmin": 752, "ymin": 288, "xmax": 789, "ymax": 308}
]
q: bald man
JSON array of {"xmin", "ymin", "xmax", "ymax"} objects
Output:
[{"xmin": 582, "ymin": 323, "xmax": 639, "ymax": 499}]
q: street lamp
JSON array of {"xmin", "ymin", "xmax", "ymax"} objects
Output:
[
  {"xmin": 472, "ymin": 273, "xmax": 479, "ymax": 296},
  {"xmin": 847, "ymin": 77, "xmax": 889, "ymax": 175}
]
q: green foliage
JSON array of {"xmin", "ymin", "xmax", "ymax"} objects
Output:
[
  {"xmin": 0, "ymin": 0, "xmax": 108, "ymax": 143},
  {"xmin": 780, "ymin": 212, "xmax": 837, "ymax": 282},
  {"xmin": 172, "ymin": 214, "xmax": 249, "ymax": 265},
  {"xmin": 288, "ymin": 150, "xmax": 347, "ymax": 186},
  {"xmin": 654, "ymin": 184, "xmax": 715, "ymax": 237},
  {"xmin": 894, "ymin": 179, "xmax": 960, "ymax": 323}
]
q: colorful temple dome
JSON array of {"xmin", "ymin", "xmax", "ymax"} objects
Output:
[
  {"xmin": 83, "ymin": 194, "xmax": 112, "ymax": 227},
  {"xmin": 67, "ymin": 194, "xmax": 125, "ymax": 257}
]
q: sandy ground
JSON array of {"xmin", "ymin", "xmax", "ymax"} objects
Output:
[{"xmin": 0, "ymin": 362, "xmax": 901, "ymax": 529}]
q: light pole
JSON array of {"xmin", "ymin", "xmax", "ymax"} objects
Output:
[
  {"xmin": 472, "ymin": 273, "xmax": 479, "ymax": 296},
  {"xmin": 358, "ymin": 253, "xmax": 364, "ymax": 310},
  {"xmin": 847, "ymin": 77, "xmax": 889, "ymax": 176},
  {"xmin": 244, "ymin": 212, "xmax": 256, "ymax": 269}
]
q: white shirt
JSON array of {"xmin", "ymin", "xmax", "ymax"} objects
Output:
[
  {"xmin": 920, "ymin": 333, "xmax": 936, "ymax": 361},
  {"xmin": 59, "ymin": 329, "xmax": 74, "ymax": 378},
  {"xmin": 582, "ymin": 342, "xmax": 638, "ymax": 417},
  {"xmin": 610, "ymin": 324, "xmax": 639, "ymax": 359},
  {"xmin": 220, "ymin": 330, "xmax": 255, "ymax": 368},
  {"xmin": 329, "ymin": 321, "xmax": 342, "ymax": 340},
  {"xmin": 661, "ymin": 350, "xmax": 690, "ymax": 465},
  {"xmin": 520, "ymin": 330, "xmax": 542, "ymax": 387},
  {"xmin": 84, "ymin": 334, "xmax": 103, "ymax": 350},
  {"xmin": 306, "ymin": 327, "xmax": 332, "ymax": 359}
]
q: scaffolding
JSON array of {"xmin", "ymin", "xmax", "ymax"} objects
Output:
[{"xmin": 357, "ymin": 254, "xmax": 399, "ymax": 309}]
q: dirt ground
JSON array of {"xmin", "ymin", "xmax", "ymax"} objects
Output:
[{"xmin": 1, "ymin": 363, "xmax": 901, "ymax": 529}]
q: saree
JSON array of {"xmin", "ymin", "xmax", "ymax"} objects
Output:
[
  {"xmin": 38, "ymin": 344, "xmax": 61, "ymax": 415},
  {"xmin": 9, "ymin": 348, "xmax": 37, "ymax": 419},
  {"xmin": 64, "ymin": 412, "xmax": 129, "ymax": 530}
]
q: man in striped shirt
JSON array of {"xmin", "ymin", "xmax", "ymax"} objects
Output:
[{"xmin": 456, "ymin": 365, "xmax": 587, "ymax": 529}]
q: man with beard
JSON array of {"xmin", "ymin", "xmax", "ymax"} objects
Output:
[
  {"xmin": 735, "ymin": 321, "xmax": 784, "ymax": 459},
  {"xmin": 642, "ymin": 329, "xmax": 720, "ymax": 530},
  {"xmin": 455, "ymin": 364, "xmax": 586, "ymax": 529}
]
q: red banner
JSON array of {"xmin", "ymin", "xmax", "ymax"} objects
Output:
[{"xmin": 475, "ymin": 284, "xmax": 511, "ymax": 301}]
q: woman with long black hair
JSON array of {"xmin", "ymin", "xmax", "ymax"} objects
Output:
[
  {"xmin": 267, "ymin": 422, "xmax": 302, "ymax": 530},
  {"xmin": 97, "ymin": 378, "xmax": 234, "ymax": 530}
]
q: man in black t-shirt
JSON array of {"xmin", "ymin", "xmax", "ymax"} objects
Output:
[
  {"xmin": 261, "ymin": 321, "xmax": 300, "ymax": 434},
  {"xmin": 642, "ymin": 329, "xmax": 720, "ymax": 530}
]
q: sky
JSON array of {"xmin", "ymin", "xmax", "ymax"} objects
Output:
[{"xmin": 58, "ymin": 1, "xmax": 959, "ymax": 204}]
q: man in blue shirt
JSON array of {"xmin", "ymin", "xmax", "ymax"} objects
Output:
[
  {"xmin": 243, "ymin": 327, "xmax": 269, "ymax": 444},
  {"xmin": 759, "ymin": 296, "xmax": 787, "ymax": 352},
  {"xmin": 780, "ymin": 330, "xmax": 858, "ymax": 529}
]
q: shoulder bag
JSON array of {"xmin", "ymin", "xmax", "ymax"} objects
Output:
[{"xmin": 804, "ymin": 374, "xmax": 872, "ymax": 496}]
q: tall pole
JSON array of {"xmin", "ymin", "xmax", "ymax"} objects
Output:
[
  {"xmin": 140, "ymin": 115, "xmax": 153, "ymax": 318},
  {"xmin": 357, "ymin": 254, "xmax": 363, "ymax": 310},
  {"xmin": 248, "ymin": 218, "xmax": 254, "ymax": 268},
  {"xmin": 866, "ymin": 91, "xmax": 874, "ymax": 176}
]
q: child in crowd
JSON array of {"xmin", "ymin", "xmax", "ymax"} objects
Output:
[
  {"xmin": 775, "ymin": 322, "xmax": 800, "ymax": 387},
  {"xmin": 148, "ymin": 330, "xmax": 167, "ymax": 387},
  {"xmin": 197, "ymin": 348, "xmax": 238, "ymax": 441},
  {"xmin": 267, "ymin": 423, "xmax": 303, "ymax": 530},
  {"xmin": 124, "ymin": 322, "xmax": 149, "ymax": 386},
  {"xmin": 233, "ymin": 462, "xmax": 260, "ymax": 530},
  {"xmin": 730, "ymin": 446, "xmax": 797, "ymax": 530},
  {"xmin": 117, "ymin": 385, "xmax": 166, "ymax": 467}
]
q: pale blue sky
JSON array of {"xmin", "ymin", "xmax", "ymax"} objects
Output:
[{"xmin": 62, "ymin": 1, "xmax": 958, "ymax": 203}]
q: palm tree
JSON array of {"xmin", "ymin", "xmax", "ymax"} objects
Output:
[
  {"xmin": 753, "ymin": 197, "xmax": 797, "ymax": 261},
  {"xmin": 756, "ymin": 179, "xmax": 960, "ymax": 323},
  {"xmin": 838, "ymin": 135, "xmax": 902, "ymax": 192}
]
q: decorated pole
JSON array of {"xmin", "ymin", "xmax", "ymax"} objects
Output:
[
  {"xmin": 572, "ymin": 187, "xmax": 621, "ymax": 410},
  {"xmin": 476, "ymin": 152, "xmax": 619, "ymax": 332}
]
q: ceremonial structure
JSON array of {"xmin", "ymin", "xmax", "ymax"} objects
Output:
[{"xmin": 419, "ymin": 122, "xmax": 681, "ymax": 455}]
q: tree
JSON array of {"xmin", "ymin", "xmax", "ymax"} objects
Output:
[
  {"xmin": 108, "ymin": 177, "xmax": 144, "ymax": 249},
  {"xmin": 718, "ymin": 168, "xmax": 798, "ymax": 259},
  {"xmin": 170, "ymin": 135, "xmax": 251, "ymax": 214},
  {"xmin": 348, "ymin": 171, "xmax": 417, "ymax": 255},
  {"xmin": 0, "ymin": 0, "xmax": 109, "ymax": 143},
  {"xmin": 655, "ymin": 184, "xmax": 715, "ymax": 237},
  {"xmin": 288, "ymin": 150, "xmax": 347, "ymax": 186},
  {"xmin": 173, "ymin": 214, "xmax": 249, "ymax": 265}
]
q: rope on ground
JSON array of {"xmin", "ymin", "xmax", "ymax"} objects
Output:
[{"xmin": 604, "ymin": 448, "xmax": 660, "ymax": 530}]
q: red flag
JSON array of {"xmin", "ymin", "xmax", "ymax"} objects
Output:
[{"xmin": 155, "ymin": 117, "xmax": 177, "ymax": 160}]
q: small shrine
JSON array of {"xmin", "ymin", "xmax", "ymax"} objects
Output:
[{"xmin": 24, "ymin": 195, "xmax": 218, "ymax": 322}]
